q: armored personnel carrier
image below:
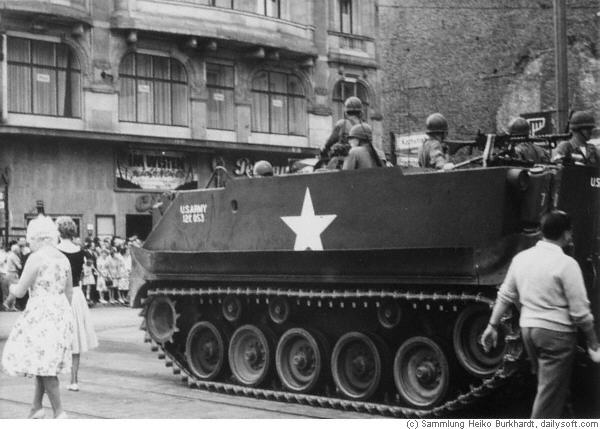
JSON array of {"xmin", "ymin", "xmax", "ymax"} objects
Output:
[{"xmin": 130, "ymin": 137, "xmax": 600, "ymax": 417}]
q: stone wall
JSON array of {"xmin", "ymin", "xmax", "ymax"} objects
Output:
[{"xmin": 378, "ymin": 0, "xmax": 600, "ymax": 149}]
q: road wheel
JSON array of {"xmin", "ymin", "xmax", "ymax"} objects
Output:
[
  {"xmin": 453, "ymin": 305, "xmax": 506, "ymax": 377},
  {"xmin": 331, "ymin": 332, "xmax": 381, "ymax": 400},
  {"xmin": 228, "ymin": 324, "xmax": 272, "ymax": 386},
  {"xmin": 185, "ymin": 321, "xmax": 227, "ymax": 380},
  {"xmin": 145, "ymin": 296, "xmax": 178, "ymax": 344},
  {"xmin": 276, "ymin": 328, "xmax": 324, "ymax": 393},
  {"xmin": 393, "ymin": 336, "xmax": 450, "ymax": 408}
]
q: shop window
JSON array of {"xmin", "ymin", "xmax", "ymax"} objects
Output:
[
  {"xmin": 332, "ymin": 79, "xmax": 369, "ymax": 121},
  {"xmin": 7, "ymin": 37, "xmax": 81, "ymax": 117},
  {"xmin": 119, "ymin": 53, "xmax": 188, "ymax": 126},
  {"xmin": 95, "ymin": 215, "xmax": 115, "ymax": 241},
  {"xmin": 115, "ymin": 149, "xmax": 198, "ymax": 191},
  {"xmin": 251, "ymin": 71, "xmax": 306, "ymax": 135},
  {"xmin": 206, "ymin": 63, "xmax": 235, "ymax": 130}
]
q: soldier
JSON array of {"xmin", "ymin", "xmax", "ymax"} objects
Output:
[
  {"xmin": 253, "ymin": 160, "xmax": 273, "ymax": 177},
  {"xmin": 553, "ymin": 111, "xmax": 600, "ymax": 166},
  {"xmin": 342, "ymin": 123, "xmax": 384, "ymax": 170},
  {"xmin": 508, "ymin": 118, "xmax": 549, "ymax": 164},
  {"xmin": 418, "ymin": 113, "xmax": 454, "ymax": 170},
  {"xmin": 320, "ymin": 96, "xmax": 365, "ymax": 168}
]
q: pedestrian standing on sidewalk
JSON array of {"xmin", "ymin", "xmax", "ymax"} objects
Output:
[
  {"xmin": 56, "ymin": 217, "xmax": 98, "ymax": 392},
  {"xmin": 1, "ymin": 215, "xmax": 74, "ymax": 418},
  {"xmin": 481, "ymin": 210, "xmax": 600, "ymax": 418},
  {"xmin": 3, "ymin": 243, "xmax": 22, "ymax": 311}
]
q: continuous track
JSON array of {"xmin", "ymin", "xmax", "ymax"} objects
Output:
[{"xmin": 139, "ymin": 286, "xmax": 526, "ymax": 418}]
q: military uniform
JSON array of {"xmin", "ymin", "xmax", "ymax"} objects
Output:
[
  {"xmin": 342, "ymin": 146, "xmax": 380, "ymax": 170},
  {"xmin": 514, "ymin": 143, "xmax": 550, "ymax": 164},
  {"xmin": 321, "ymin": 117, "xmax": 361, "ymax": 159},
  {"xmin": 554, "ymin": 134, "xmax": 600, "ymax": 166},
  {"xmin": 418, "ymin": 137, "xmax": 449, "ymax": 169}
]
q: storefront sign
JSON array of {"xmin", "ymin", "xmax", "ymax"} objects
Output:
[
  {"xmin": 392, "ymin": 133, "xmax": 426, "ymax": 167},
  {"xmin": 116, "ymin": 150, "xmax": 197, "ymax": 190}
]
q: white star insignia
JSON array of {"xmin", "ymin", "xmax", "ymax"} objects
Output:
[{"xmin": 281, "ymin": 188, "xmax": 337, "ymax": 251}]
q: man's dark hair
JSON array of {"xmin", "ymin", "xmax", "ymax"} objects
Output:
[{"xmin": 541, "ymin": 210, "xmax": 572, "ymax": 240}]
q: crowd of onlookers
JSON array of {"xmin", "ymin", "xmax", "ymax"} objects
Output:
[{"xmin": 0, "ymin": 234, "xmax": 141, "ymax": 310}]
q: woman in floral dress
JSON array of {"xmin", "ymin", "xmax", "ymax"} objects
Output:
[{"xmin": 1, "ymin": 215, "xmax": 74, "ymax": 419}]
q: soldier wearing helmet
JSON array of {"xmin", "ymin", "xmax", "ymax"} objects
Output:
[
  {"xmin": 508, "ymin": 118, "xmax": 549, "ymax": 164},
  {"xmin": 342, "ymin": 123, "xmax": 385, "ymax": 170},
  {"xmin": 321, "ymin": 96, "xmax": 365, "ymax": 169},
  {"xmin": 553, "ymin": 111, "xmax": 600, "ymax": 166},
  {"xmin": 252, "ymin": 160, "xmax": 273, "ymax": 177},
  {"xmin": 417, "ymin": 113, "xmax": 454, "ymax": 170}
]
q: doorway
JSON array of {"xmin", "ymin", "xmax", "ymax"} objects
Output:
[{"xmin": 126, "ymin": 214, "xmax": 153, "ymax": 241}]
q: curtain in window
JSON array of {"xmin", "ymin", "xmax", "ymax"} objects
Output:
[
  {"xmin": 119, "ymin": 77, "xmax": 136, "ymax": 122},
  {"xmin": 7, "ymin": 36, "xmax": 31, "ymax": 113},
  {"xmin": 7, "ymin": 37, "xmax": 80, "ymax": 117},
  {"xmin": 119, "ymin": 53, "xmax": 188, "ymax": 125},
  {"xmin": 154, "ymin": 57, "xmax": 171, "ymax": 125},
  {"xmin": 172, "ymin": 83, "xmax": 188, "ymax": 126},
  {"xmin": 252, "ymin": 71, "xmax": 306, "ymax": 135},
  {"xmin": 8, "ymin": 64, "xmax": 31, "ymax": 113},
  {"xmin": 252, "ymin": 92, "xmax": 269, "ymax": 132},
  {"xmin": 251, "ymin": 72, "xmax": 269, "ymax": 132},
  {"xmin": 288, "ymin": 75, "xmax": 305, "ymax": 135},
  {"xmin": 207, "ymin": 63, "xmax": 234, "ymax": 130}
]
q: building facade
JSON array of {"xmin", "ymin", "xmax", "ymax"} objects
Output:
[
  {"xmin": 378, "ymin": 0, "xmax": 600, "ymax": 149},
  {"xmin": 0, "ymin": 0, "xmax": 382, "ymax": 241}
]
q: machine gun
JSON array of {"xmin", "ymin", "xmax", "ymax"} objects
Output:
[{"xmin": 446, "ymin": 132, "xmax": 571, "ymax": 169}]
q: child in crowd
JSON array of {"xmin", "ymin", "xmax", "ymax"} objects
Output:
[
  {"xmin": 95, "ymin": 248, "xmax": 110, "ymax": 304},
  {"xmin": 117, "ymin": 246, "xmax": 131, "ymax": 305},
  {"xmin": 107, "ymin": 248, "xmax": 120, "ymax": 304},
  {"xmin": 81, "ymin": 258, "xmax": 97, "ymax": 304}
]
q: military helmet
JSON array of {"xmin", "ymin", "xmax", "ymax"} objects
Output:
[
  {"xmin": 425, "ymin": 113, "xmax": 449, "ymax": 133},
  {"xmin": 569, "ymin": 111, "xmax": 596, "ymax": 131},
  {"xmin": 253, "ymin": 160, "xmax": 273, "ymax": 177},
  {"xmin": 344, "ymin": 96, "xmax": 363, "ymax": 114},
  {"xmin": 508, "ymin": 118, "xmax": 530, "ymax": 136},
  {"xmin": 348, "ymin": 123, "xmax": 372, "ymax": 142}
]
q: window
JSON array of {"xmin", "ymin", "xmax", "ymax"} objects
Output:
[
  {"xmin": 119, "ymin": 53, "xmax": 188, "ymax": 126},
  {"xmin": 206, "ymin": 63, "xmax": 234, "ymax": 130},
  {"xmin": 251, "ymin": 71, "xmax": 306, "ymax": 135},
  {"xmin": 212, "ymin": 0, "xmax": 233, "ymax": 7},
  {"xmin": 96, "ymin": 215, "xmax": 115, "ymax": 241},
  {"xmin": 7, "ymin": 37, "xmax": 81, "ymax": 117},
  {"xmin": 233, "ymin": 0, "xmax": 280, "ymax": 17},
  {"xmin": 339, "ymin": 0, "xmax": 353, "ymax": 33},
  {"xmin": 332, "ymin": 79, "xmax": 369, "ymax": 121}
]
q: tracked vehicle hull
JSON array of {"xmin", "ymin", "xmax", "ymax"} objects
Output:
[{"xmin": 131, "ymin": 165, "xmax": 600, "ymax": 417}]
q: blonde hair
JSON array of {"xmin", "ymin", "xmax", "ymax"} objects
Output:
[
  {"xmin": 26, "ymin": 215, "xmax": 59, "ymax": 244},
  {"xmin": 55, "ymin": 216, "xmax": 78, "ymax": 239}
]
